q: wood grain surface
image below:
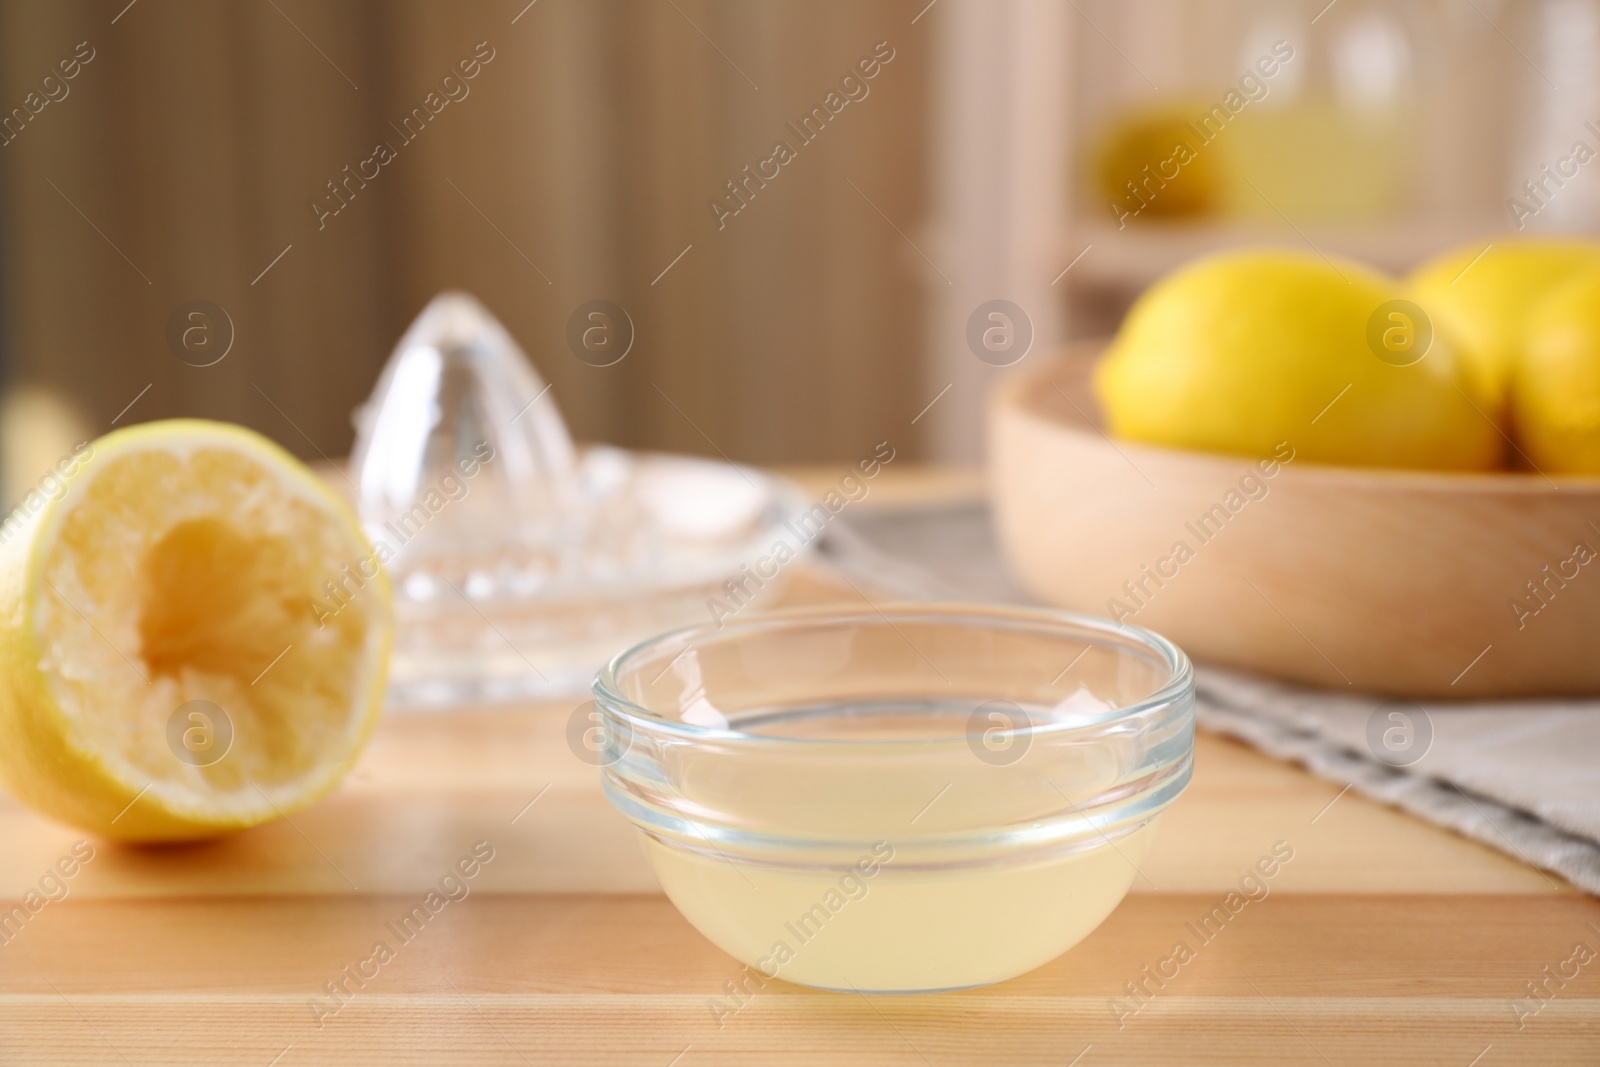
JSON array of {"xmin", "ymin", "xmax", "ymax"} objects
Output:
[{"xmin": 3, "ymin": 468, "xmax": 1598, "ymax": 1066}]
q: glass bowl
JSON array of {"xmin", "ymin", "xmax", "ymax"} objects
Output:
[{"xmin": 593, "ymin": 603, "xmax": 1195, "ymax": 994}]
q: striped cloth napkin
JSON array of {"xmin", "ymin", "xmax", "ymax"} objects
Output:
[{"xmin": 822, "ymin": 501, "xmax": 1600, "ymax": 894}]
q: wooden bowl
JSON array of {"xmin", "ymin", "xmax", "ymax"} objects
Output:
[{"xmin": 988, "ymin": 348, "xmax": 1600, "ymax": 699}]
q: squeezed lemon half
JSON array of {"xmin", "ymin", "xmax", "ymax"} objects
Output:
[{"xmin": 0, "ymin": 419, "xmax": 392, "ymax": 841}]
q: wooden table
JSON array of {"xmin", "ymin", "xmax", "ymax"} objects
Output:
[{"xmin": 4, "ymin": 467, "xmax": 1599, "ymax": 1065}]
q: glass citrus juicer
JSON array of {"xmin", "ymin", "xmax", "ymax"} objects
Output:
[{"xmin": 348, "ymin": 292, "xmax": 809, "ymax": 706}]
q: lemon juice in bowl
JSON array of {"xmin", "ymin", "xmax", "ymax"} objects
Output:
[{"xmin": 595, "ymin": 604, "xmax": 1193, "ymax": 993}]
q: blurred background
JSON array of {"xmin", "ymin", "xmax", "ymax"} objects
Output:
[{"xmin": 0, "ymin": 0, "xmax": 1587, "ymax": 501}]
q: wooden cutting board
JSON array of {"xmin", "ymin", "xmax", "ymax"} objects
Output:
[{"xmin": 3, "ymin": 467, "xmax": 1597, "ymax": 1066}]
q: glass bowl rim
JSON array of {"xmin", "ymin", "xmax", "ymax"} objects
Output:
[{"xmin": 592, "ymin": 601, "xmax": 1194, "ymax": 746}]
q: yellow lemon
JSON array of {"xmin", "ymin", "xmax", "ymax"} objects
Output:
[
  {"xmin": 0, "ymin": 419, "xmax": 391, "ymax": 841},
  {"xmin": 1093, "ymin": 105, "xmax": 1222, "ymax": 223},
  {"xmin": 1094, "ymin": 249, "xmax": 1501, "ymax": 470},
  {"xmin": 1515, "ymin": 269, "xmax": 1600, "ymax": 474},
  {"xmin": 1409, "ymin": 239, "xmax": 1600, "ymax": 407}
]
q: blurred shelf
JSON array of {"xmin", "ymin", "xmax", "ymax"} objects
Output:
[{"xmin": 1064, "ymin": 216, "xmax": 1509, "ymax": 291}]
